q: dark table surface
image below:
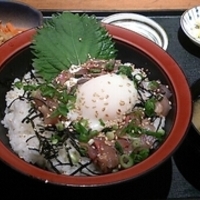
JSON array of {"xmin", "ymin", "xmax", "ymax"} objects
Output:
[
  {"xmin": 151, "ymin": 12, "xmax": 200, "ymax": 199},
  {"xmin": 1, "ymin": 11, "xmax": 200, "ymax": 199}
]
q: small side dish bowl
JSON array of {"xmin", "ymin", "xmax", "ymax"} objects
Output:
[
  {"xmin": 174, "ymin": 78, "xmax": 200, "ymax": 191},
  {"xmin": 180, "ymin": 6, "xmax": 200, "ymax": 47},
  {"xmin": 101, "ymin": 13, "xmax": 168, "ymax": 50},
  {"xmin": 0, "ymin": 23, "xmax": 192, "ymax": 186},
  {"xmin": 0, "ymin": 0, "xmax": 43, "ymax": 45}
]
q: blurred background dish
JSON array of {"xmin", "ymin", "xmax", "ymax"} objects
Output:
[
  {"xmin": 101, "ymin": 13, "xmax": 168, "ymax": 50},
  {"xmin": 174, "ymin": 78, "xmax": 200, "ymax": 191},
  {"xmin": 0, "ymin": 0, "xmax": 43, "ymax": 45},
  {"xmin": 180, "ymin": 5, "xmax": 200, "ymax": 47}
]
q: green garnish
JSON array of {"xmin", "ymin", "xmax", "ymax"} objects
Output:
[
  {"xmin": 31, "ymin": 12, "xmax": 117, "ymax": 81},
  {"xmin": 144, "ymin": 98, "xmax": 156, "ymax": 117},
  {"xmin": 118, "ymin": 65, "xmax": 133, "ymax": 77},
  {"xmin": 99, "ymin": 119, "xmax": 105, "ymax": 126},
  {"xmin": 105, "ymin": 60, "xmax": 115, "ymax": 71},
  {"xmin": 55, "ymin": 122, "xmax": 65, "ymax": 131},
  {"xmin": 119, "ymin": 154, "xmax": 134, "ymax": 169},
  {"xmin": 39, "ymin": 83, "xmax": 57, "ymax": 98},
  {"xmin": 132, "ymin": 138, "xmax": 141, "ymax": 148},
  {"xmin": 69, "ymin": 151, "xmax": 80, "ymax": 164},
  {"xmin": 134, "ymin": 149, "xmax": 150, "ymax": 163},
  {"xmin": 88, "ymin": 68, "xmax": 102, "ymax": 73},
  {"xmin": 119, "ymin": 120, "xmax": 139, "ymax": 136},
  {"xmin": 51, "ymin": 134, "xmax": 61, "ymax": 144},
  {"xmin": 148, "ymin": 80, "xmax": 159, "ymax": 90},
  {"xmin": 23, "ymin": 84, "xmax": 38, "ymax": 92},
  {"xmin": 115, "ymin": 141, "xmax": 124, "ymax": 154},
  {"xmin": 144, "ymin": 129, "xmax": 165, "ymax": 140},
  {"xmin": 14, "ymin": 81, "xmax": 23, "ymax": 89},
  {"xmin": 54, "ymin": 103, "xmax": 69, "ymax": 116},
  {"xmin": 73, "ymin": 120, "xmax": 98, "ymax": 142},
  {"xmin": 118, "ymin": 119, "xmax": 164, "ymax": 140}
]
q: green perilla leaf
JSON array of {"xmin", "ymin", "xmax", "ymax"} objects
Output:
[{"xmin": 31, "ymin": 12, "xmax": 117, "ymax": 81}]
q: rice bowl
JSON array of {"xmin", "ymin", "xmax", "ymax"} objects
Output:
[
  {"xmin": 0, "ymin": 21, "xmax": 192, "ymax": 186},
  {"xmin": 1, "ymin": 61, "xmax": 171, "ymax": 176}
]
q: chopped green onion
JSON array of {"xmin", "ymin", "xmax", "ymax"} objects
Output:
[
  {"xmin": 119, "ymin": 120, "xmax": 139, "ymax": 136},
  {"xmin": 57, "ymin": 103, "xmax": 69, "ymax": 116},
  {"xmin": 14, "ymin": 81, "xmax": 23, "ymax": 89},
  {"xmin": 23, "ymin": 84, "xmax": 38, "ymax": 91},
  {"xmin": 99, "ymin": 119, "xmax": 105, "ymax": 126},
  {"xmin": 115, "ymin": 141, "xmax": 124, "ymax": 154},
  {"xmin": 56, "ymin": 122, "xmax": 65, "ymax": 131},
  {"xmin": 118, "ymin": 65, "xmax": 133, "ymax": 77},
  {"xmin": 51, "ymin": 103, "xmax": 69, "ymax": 118},
  {"xmin": 148, "ymin": 80, "xmax": 159, "ymax": 90},
  {"xmin": 88, "ymin": 68, "xmax": 102, "ymax": 73},
  {"xmin": 132, "ymin": 138, "xmax": 141, "ymax": 148},
  {"xmin": 119, "ymin": 154, "xmax": 134, "ymax": 169},
  {"xmin": 51, "ymin": 135, "xmax": 61, "ymax": 144},
  {"xmin": 105, "ymin": 60, "xmax": 115, "ymax": 71},
  {"xmin": 144, "ymin": 98, "xmax": 156, "ymax": 117},
  {"xmin": 134, "ymin": 73, "xmax": 143, "ymax": 81},
  {"xmin": 40, "ymin": 84, "xmax": 57, "ymax": 98},
  {"xmin": 134, "ymin": 149, "xmax": 150, "ymax": 163},
  {"xmin": 144, "ymin": 129, "xmax": 165, "ymax": 140},
  {"xmin": 106, "ymin": 131, "xmax": 115, "ymax": 140},
  {"xmin": 79, "ymin": 146, "xmax": 87, "ymax": 156},
  {"xmin": 69, "ymin": 151, "xmax": 80, "ymax": 164},
  {"xmin": 79, "ymin": 119, "xmax": 89, "ymax": 127},
  {"xmin": 73, "ymin": 120, "xmax": 98, "ymax": 142},
  {"xmin": 157, "ymin": 128, "xmax": 165, "ymax": 135}
]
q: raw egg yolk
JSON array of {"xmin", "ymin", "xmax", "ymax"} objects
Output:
[{"xmin": 76, "ymin": 73, "xmax": 138, "ymax": 121}]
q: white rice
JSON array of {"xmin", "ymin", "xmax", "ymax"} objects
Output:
[
  {"xmin": 2, "ymin": 86, "xmax": 45, "ymax": 165},
  {"xmin": 1, "ymin": 73, "xmax": 98, "ymax": 176}
]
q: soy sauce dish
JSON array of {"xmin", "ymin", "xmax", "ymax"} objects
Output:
[{"xmin": 0, "ymin": 12, "xmax": 192, "ymax": 186}]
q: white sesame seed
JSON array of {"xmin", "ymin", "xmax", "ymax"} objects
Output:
[
  {"xmin": 119, "ymin": 100, "xmax": 125, "ymax": 106},
  {"xmin": 105, "ymin": 114, "xmax": 109, "ymax": 118},
  {"xmin": 88, "ymin": 139, "xmax": 94, "ymax": 145}
]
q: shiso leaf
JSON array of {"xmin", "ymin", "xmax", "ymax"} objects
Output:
[{"xmin": 31, "ymin": 12, "xmax": 117, "ymax": 81}]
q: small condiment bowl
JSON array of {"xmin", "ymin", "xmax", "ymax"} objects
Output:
[
  {"xmin": 101, "ymin": 13, "xmax": 168, "ymax": 50},
  {"xmin": 180, "ymin": 6, "xmax": 200, "ymax": 47},
  {"xmin": 174, "ymin": 78, "xmax": 200, "ymax": 191},
  {"xmin": 0, "ymin": 0, "xmax": 43, "ymax": 45}
]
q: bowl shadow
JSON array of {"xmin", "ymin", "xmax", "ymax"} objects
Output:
[
  {"xmin": 0, "ymin": 158, "xmax": 172, "ymax": 199},
  {"xmin": 173, "ymin": 78, "xmax": 200, "ymax": 191}
]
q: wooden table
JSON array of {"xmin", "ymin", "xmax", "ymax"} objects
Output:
[{"xmin": 20, "ymin": 0, "xmax": 200, "ymax": 11}]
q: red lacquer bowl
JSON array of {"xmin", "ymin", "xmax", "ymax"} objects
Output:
[{"xmin": 0, "ymin": 24, "xmax": 192, "ymax": 186}]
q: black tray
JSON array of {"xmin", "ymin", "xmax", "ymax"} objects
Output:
[{"xmin": 1, "ymin": 10, "xmax": 200, "ymax": 199}]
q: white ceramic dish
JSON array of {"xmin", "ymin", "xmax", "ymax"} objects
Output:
[
  {"xmin": 180, "ymin": 6, "xmax": 200, "ymax": 47},
  {"xmin": 101, "ymin": 13, "xmax": 168, "ymax": 50}
]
